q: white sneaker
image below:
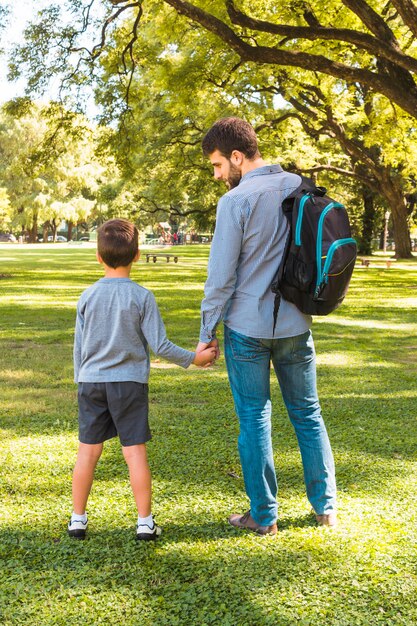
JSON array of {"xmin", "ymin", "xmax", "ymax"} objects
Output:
[
  {"xmin": 136, "ymin": 521, "xmax": 162, "ymax": 541},
  {"xmin": 68, "ymin": 516, "xmax": 88, "ymax": 539}
]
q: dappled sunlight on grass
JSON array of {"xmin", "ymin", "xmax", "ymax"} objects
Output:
[
  {"xmin": 144, "ymin": 283, "xmax": 205, "ymax": 291},
  {"xmin": 315, "ymin": 316, "xmax": 416, "ymax": 331},
  {"xmin": 392, "ymin": 297, "xmax": 417, "ymax": 307},
  {"xmin": 3, "ymin": 433, "xmax": 75, "ymax": 465},
  {"xmin": 0, "ymin": 368, "xmax": 51, "ymax": 385},
  {"xmin": 323, "ymin": 389, "xmax": 417, "ymax": 399},
  {"xmin": 317, "ymin": 354, "xmax": 405, "ymax": 369},
  {"xmin": 0, "ymin": 246, "xmax": 416, "ymax": 625},
  {"xmin": 4, "ymin": 294, "xmax": 79, "ymax": 307},
  {"xmin": 151, "ymin": 361, "xmax": 183, "ymax": 369},
  {"xmin": 13, "ymin": 283, "xmax": 88, "ymax": 291}
]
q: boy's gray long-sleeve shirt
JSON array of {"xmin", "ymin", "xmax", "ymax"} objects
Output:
[{"xmin": 74, "ymin": 278, "xmax": 194, "ymax": 383}]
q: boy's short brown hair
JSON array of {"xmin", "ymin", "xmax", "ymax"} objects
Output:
[{"xmin": 97, "ymin": 219, "xmax": 139, "ymax": 268}]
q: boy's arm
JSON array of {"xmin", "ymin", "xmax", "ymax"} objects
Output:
[
  {"xmin": 141, "ymin": 292, "xmax": 195, "ymax": 368},
  {"xmin": 73, "ymin": 304, "xmax": 84, "ymax": 382}
]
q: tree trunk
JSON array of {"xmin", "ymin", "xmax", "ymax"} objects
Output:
[
  {"xmin": 42, "ymin": 222, "xmax": 49, "ymax": 242},
  {"xmin": 359, "ymin": 186, "xmax": 376, "ymax": 255},
  {"xmin": 67, "ymin": 221, "xmax": 73, "ymax": 241},
  {"xmin": 51, "ymin": 219, "xmax": 57, "ymax": 242},
  {"xmin": 379, "ymin": 174, "xmax": 412, "ymax": 258},
  {"xmin": 28, "ymin": 220, "xmax": 38, "ymax": 243}
]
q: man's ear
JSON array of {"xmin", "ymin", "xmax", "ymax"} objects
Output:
[
  {"xmin": 96, "ymin": 250, "xmax": 103, "ymax": 264},
  {"xmin": 230, "ymin": 150, "xmax": 244, "ymax": 166},
  {"xmin": 134, "ymin": 250, "xmax": 140, "ymax": 262}
]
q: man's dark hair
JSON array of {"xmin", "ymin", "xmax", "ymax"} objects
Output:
[
  {"xmin": 97, "ymin": 219, "xmax": 139, "ymax": 268},
  {"xmin": 202, "ymin": 117, "xmax": 260, "ymax": 159}
]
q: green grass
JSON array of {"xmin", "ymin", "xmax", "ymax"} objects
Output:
[{"xmin": 0, "ymin": 243, "xmax": 416, "ymax": 625}]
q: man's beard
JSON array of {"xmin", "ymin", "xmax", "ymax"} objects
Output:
[{"xmin": 226, "ymin": 161, "xmax": 242, "ymax": 189}]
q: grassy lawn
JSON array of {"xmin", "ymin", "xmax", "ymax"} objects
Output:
[{"xmin": 0, "ymin": 243, "xmax": 416, "ymax": 625}]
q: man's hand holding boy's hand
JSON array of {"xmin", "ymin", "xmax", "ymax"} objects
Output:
[
  {"xmin": 193, "ymin": 346, "xmax": 217, "ymax": 367},
  {"xmin": 196, "ymin": 339, "xmax": 220, "ymax": 360}
]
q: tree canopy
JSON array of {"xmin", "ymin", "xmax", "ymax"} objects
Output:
[
  {"xmin": 3, "ymin": 0, "xmax": 417, "ymax": 254},
  {"xmin": 0, "ymin": 101, "xmax": 103, "ymax": 241},
  {"xmin": 10, "ymin": 1, "xmax": 416, "ymax": 118},
  {"xmin": 164, "ymin": 0, "xmax": 417, "ymax": 119}
]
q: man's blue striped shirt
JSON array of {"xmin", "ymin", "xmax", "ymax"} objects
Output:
[{"xmin": 200, "ymin": 165, "xmax": 312, "ymax": 343}]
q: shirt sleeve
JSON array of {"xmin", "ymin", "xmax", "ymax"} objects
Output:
[
  {"xmin": 200, "ymin": 194, "xmax": 243, "ymax": 343},
  {"xmin": 141, "ymin": 292, "xmax": 195, "ymax": 368},
  {"xmin": 73, "ymin": 301, "xmax": 84, "ymax": 383}
]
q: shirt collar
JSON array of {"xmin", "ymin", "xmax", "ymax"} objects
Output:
[{"xmin": 240, "ymin": 164, "xmax": 283, "ymax": 183}]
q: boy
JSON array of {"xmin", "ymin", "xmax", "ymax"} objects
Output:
[{"xmin": 69, "ymin": 218, "xmax": 216, "ymax": 541}]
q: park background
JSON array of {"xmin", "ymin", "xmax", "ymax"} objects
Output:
[{"xmin": 0, "ymin": 1, "xmax": 416, "ymax": 624}]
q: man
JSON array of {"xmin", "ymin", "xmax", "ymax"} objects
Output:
[{"xmin": 196, "ymin": 117, "xmax": 336, "ymax": 535}]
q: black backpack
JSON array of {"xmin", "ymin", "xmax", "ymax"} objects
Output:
[{"xmin": 272, "ymin": 177, "xmax": 357, "ymax": 328}]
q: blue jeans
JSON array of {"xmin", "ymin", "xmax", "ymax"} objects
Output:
[{"xmin": 224, "ymin": 326, "xmax": 336, "ymax": 526}]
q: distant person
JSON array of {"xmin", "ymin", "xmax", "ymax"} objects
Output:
[
  {"xmin": 195, "ymin": 118, "xmax": 337, "ymax": 535},
  {"xmin": 69, "ymin": 219, "xmax": 216, "ymax": 541}
]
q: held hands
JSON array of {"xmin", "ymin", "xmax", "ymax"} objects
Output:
[{"xmin": 193, "ymin": 338, "xmax": 220, "ymax": 368}]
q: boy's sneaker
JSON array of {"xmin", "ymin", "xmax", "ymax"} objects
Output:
[
  {"xmin": 68, "ymin": 516, "xmax": 88, "ymax": 539},
  {"xmin": 136, "ymin": 521, "xmax": 162, "ymax": 541}
]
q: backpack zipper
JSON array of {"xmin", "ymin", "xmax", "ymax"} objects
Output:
[
  {"xmin": 295, "ymin": 194, "xmax": 311, "ymax": 245},
  {"xmin": 321, "ymin": 238, "xmax": 357, "ymax": 283},
  {"xmin": 315, "ymin": 202, "xmax": 345, "ymax": 294}
]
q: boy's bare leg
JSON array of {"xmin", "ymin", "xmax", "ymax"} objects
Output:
[
  {"xmin": 122, "ymin": 444, "xmax": 152, "ymax": 517},
  {"xmin": 72, "ymin": 442, "xmax": 103, "ymax": 514}
]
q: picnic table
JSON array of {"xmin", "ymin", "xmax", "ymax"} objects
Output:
[{"xmin": 145, "ymin": 253, "xmax": 179, "ymax": 263}]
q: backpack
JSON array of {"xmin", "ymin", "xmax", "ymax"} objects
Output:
[{"xmin": 271, "ymin": 177, "xmax": 357, "ymax": 328}]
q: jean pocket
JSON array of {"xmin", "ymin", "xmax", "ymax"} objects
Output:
[
  {"xmin": 290, "ymin": 330, "xmax": 315, "ymax": 363},
  {"xmin": 227, "ymin": 329, "xmax": 265, "ymax": 361}
]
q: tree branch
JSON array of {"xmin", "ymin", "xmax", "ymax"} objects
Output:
[
  {"xmin": 390, "ymin": 0, "xmax": 417, "ymax": 38},
  {"xmin": 120, "ymin": 4, "xmax": 143, "ymax": 104},
  {"xmin": 226, "ymin": 0, "xmax": 417, "ymax": 74},
  {"xmin": 254, "ymin": 112, "xmax": 300, "ymax": 133},
  {"xmin": 341, "ymin": 0, "xmax": 399, "ymax": 43},
  {"xmin": 256, "ymin": 110, "xmax": 323, "ymax": 139},
  {"xmin": 136, "ymin": 194, "xmax": 214, "ymax": 219},
  {"xmin": 163, "ymin": 0, "xmax": 417, "ymax": 119},
  {"xmin": 303, "ymin": 164, "xmax": 378, "ymax": 189},
  {"xmin": 68, "ymin": 1, "xmax": 142, "ymax": 60}
]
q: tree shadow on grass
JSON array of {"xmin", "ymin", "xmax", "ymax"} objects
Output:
[{"xmin": 0, "ymin": 368, "xmax": 415, "ymax": 509}]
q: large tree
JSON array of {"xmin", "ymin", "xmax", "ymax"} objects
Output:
[
  {"xmin": 164, "ymin": 0, "xmax": 417, "ymax": 119},
  {"xmin": 254, "ymin": 71, "xmax": 416, "ymax": 258},
  {"xmin": 9, "ymin": 1, "xmax": 417, "ymax": 119},
  {"xmin": 6, "ymin": 0, "xmax": 416, "ymax": 253},
  {"xmin": 0, "ymin": 101, "xmax": 103, "ymax": 241},
  {"xmin": 93, "ymin": 3, "xmax": 415, "ymax": 254},
  {"xmin": 0, "ymin": 187, "xmax": 12, "ymax": 233}
]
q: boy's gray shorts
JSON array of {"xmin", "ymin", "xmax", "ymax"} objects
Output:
[{"xmin": 78, "ymin": 382, "xmax": 151, "ymax": 446}]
